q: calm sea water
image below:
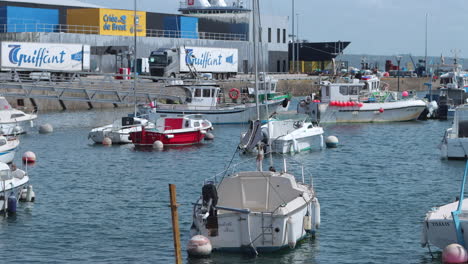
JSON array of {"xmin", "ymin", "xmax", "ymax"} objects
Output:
[{"xmin": 0, "ymin": 105, "xmax": 463, "ymax": 264}]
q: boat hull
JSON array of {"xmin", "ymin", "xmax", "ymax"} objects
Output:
[
  {"xmin": 318, "ymin": 101, "xmax": 427, "ymax": 123},
  {"xmin": 422, "ymin": 200, "xmax": 468, "ymax": 249},
  {"xmin": 0, "ymin": 175, "xmax": 29, "ymax": 212},
  {"xmin": 0, "ymin": 138, "xmax": 19, "ymax": 164},
  {"xmin": 89, "ymin": 125, "xmax": 142, "ymax": 144},
  {"xmin": 130, "ymin": 129, "xmax": 205, "ymax": 146},
  {"xmin": 191, "ymin": 202, "xmax": 314, "ymax": 252}
]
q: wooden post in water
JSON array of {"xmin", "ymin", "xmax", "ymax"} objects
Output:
[{"xmin": 169, "ymin": 184, "xmax": 182, "ymax": 264}]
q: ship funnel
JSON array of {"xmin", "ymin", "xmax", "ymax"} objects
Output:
[
  {"xmin": 210, "ymin": 0, "xmax": 228, "ymax": 6},
  {"xmin": 187, "ymin": 0, "xmax": 211, "ymax": 8}
]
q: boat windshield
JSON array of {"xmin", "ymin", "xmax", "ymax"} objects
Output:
[
  {"xmin": 440, "ymin": 78, "xmax": 453, "ymax": 85},
  {"xmin": 272, "ymin": 113, "xmax": 310, "ymax": 122},
  {"xmin": 0, "ymin": 98, "xmax": 11, "ymax": 110}
]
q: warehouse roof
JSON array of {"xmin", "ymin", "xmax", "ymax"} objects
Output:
[{"xmin": 0, "ymin": 0, "xmax": 103, "ymax": 8}]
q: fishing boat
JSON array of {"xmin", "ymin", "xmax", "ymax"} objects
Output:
[
  {"xmin": 189, "ymin": 0, "xmax": 320, "ymax": 254},
  {"xmin": 0, "ymin": 162, "xmax": 29, "ymax": 213},
  {"xmin": 440, "ymin": 104, "xmax": 468, "ymax": 159},
  {"xmin": 88, "ymin": 116, "xmax": 149, "ymax": 144},
  {"xmin": 422, "ymin": 162, "xmax": 468, "ymax": 250},
  {"xmin": 0, "ymin": 136, "xmax": 19, "ymax": 164},
  {"xmin": 138, "ymin": 82, "xmax": 290, "ymax": 125},
  {"xmin": 298, "ymin": 75, "xmax": 427, "ymax": 123},
  {"xmin": 129, "ymin": 114, "xmax": 212, "ymax": 147},
  {"xmin": 0, "ymin": 96, "xmax": 37, "ymax": 135},
  {"xmin": 239, "ymin": 113, "xmax": 324, "ymax": 154}
]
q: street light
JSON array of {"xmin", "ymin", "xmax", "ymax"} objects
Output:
[
  {"xmin": 296, "ymin": 13, "xmax": 299, "ymax": 73},
  {"xmin": 396, "ymin": 55, "xmax": 402, "ymax": 92},
  {"xmin": 291, "ymin": 0, "xmax": 295, "ymax": 73}
]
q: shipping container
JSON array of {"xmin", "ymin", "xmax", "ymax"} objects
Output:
[
  {"xmin": 0, "ymin": 6, "xmax": 58, "ymax": 32},
  {"xmin": 0, "ymin": 42, "xmax": 90, "ymax": 72}
]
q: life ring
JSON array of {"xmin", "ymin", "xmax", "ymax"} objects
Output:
[{"xmin": 228, "ymin": 88, "xmax": 240, "ymax": 100}]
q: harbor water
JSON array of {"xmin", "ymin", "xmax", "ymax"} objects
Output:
[{"xmin": 0, "ymin": 106, "xmax": 462, "ymax": 264}]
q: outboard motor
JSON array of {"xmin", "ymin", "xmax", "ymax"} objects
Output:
[
  {"xmin": 201, "ymin": 183, "xmax": 219, "ymax": 234},
  {"xmin": 297, "ymin": 100, "xmax": 320, "ymax": 123},
  {"xmin": 122, "ymin": 117, "xmax": 135, "ymax": 126}
]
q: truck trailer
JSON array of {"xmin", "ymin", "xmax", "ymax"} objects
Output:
[{"xmin": 149, "ymin": 46, "xmax": 238, "ymax": 79}]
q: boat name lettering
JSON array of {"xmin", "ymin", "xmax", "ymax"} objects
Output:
[
  {"xmin": 431, "ymin": 222, "xmax": 450, "ymax": 227},
  {"xmin": 219, "ymin": 222, "xmax": 235, "ymax": 233}
]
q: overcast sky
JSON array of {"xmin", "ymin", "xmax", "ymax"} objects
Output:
[{"xmin": 80, "ymin": 0, "xmax": 468, "ymax": 57}]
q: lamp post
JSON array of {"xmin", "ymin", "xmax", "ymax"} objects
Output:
[
  {"xmin": 396, "ymin": 55, "xmax": 402, "ymax": 92},
  {"xmin": 291, "ymin": 0, "xmax": 295, "ymax": 73},
  {"xmin": 296, "ymin": 13, "xmax": 299, "ymax": 73}
]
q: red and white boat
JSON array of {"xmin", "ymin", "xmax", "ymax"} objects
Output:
[{"xmin": 129, "ymin": 115, "xmax": 213, "ymax": 146}]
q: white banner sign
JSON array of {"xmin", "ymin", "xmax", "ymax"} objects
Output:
[
  {"xmin": 1, "ymin": 42, "xmax": 90, "ymax": 71},
  {"xmin": 179, "ymin": 46, "xmax": 238, "ymax": 73}
]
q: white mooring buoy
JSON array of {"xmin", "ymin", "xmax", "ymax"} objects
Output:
[
  {"xmin": 153, "ymin": 140, "xmax": 164, "ymax": 150},
  {"xmin": 102, "ymin": 137, "xmax": 112, "ymax": 146},
  {"xmin": 325, "ymin": 136, "xmax": 339, "ymax": 148},
  {"xmin": 38, "ymin": 123, "xmax": 53, "ymax": 134},
  {"xmin": 204, "ymin": 132, "xmax": 215, "ymax": 140},
  {"xmin": 442, "ymin": 244, "xmax": 468, "ymax": 264},
  {"xmin": 22, "ymin": 151, "xmax": 36, "ymax": 164},
  {"xmin": 187, "ymin": 235, "xmax": 212, "ymax": 257}
]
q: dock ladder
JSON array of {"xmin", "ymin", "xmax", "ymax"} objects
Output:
[{"xmin": 261, "ymin": 212, "xmax": 274, "ymax": 245}]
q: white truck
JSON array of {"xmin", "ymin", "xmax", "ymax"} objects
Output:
[
  {"xmin": 149, "ymin": 46, "xmax": 238, "ymax": 80},
  {"xmin": 0, "ymin": 41, "xmax": 91, "ymax": 80}
]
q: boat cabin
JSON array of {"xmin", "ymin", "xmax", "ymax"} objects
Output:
[
  {"xmin": 320, "ymin": 79, "xmax": 365, "ymax": 103},
  {"xmin": 439, "ymin": 71, "xmax": 468, "ymax": 91},
  {"xmin": 156, "ymin": 115, "xmax": 210, "ymax": 132},
  {"xmin": 183, "ymin": 85, "xmax": 220, "ymax": 108}
]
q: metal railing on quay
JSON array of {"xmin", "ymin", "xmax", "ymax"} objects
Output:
[{"xmin": 0, "ymin": 23, "xmax": 247, "ymax": 41}]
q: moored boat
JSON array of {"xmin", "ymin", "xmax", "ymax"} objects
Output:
[
  {"xmin": 298, "ymin": 75, "xmax": 427, "ymax": 123},
  {"xmin": 0, "ymin": 162, "xmax": 29, "ymax": 213},
  {"xmin": 0, "ymin": 96, "xmax": 37, "ymax": 135},
  {"xmin": 440, "ymin": 104, "xmax": 468, "ymax": 159},
  {"xmin": 88, "ymin": 116, "xmax": 149, "ymax": 144},
  {"xmin": 0, "ymin": 135, "xmax": 19, "ymax": 164},
  {"xmin": 129, "ymin": 114, "xmax": 212, "ymax": 147}
]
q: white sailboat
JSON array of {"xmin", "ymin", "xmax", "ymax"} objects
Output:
[{"xmin": 189, "ymin": 0, "xmax": 320, "ymax": 254}]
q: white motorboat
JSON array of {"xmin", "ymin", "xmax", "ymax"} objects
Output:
[
  {"xmin": 0, "ymin": 96, "xmax": 37, "ymax": 135},
  {"xmin": 240, "ymin": 113, "xmax": 324, "ymax": 154},
  {"xmin": 190, "ymin": 164, "xmax": 320, "ymax": 253},
  {"xmin": 422, "ymin": 162, "xmax": 468, "ymax": 250},
  {"xmin": 440, "ymin": 104, "xmax": 468, "ymax": 159},
  {"xmin": 298, "ymin": 75, "xmax": 427, "ymax": 123},
  {"xmin": 0, "ymin": 136, "xmax": 19, "ymax": 164},
  {"xmin": 0, "ymin": 162, "xmax": 29, "ymax": 212},
  {"xmin": 139, "ymin": 83, "xmax": 290, "ymax": 125},
  {"xmin": 88, "ymin": 116, "xmax": 149, "ymax": 144}
]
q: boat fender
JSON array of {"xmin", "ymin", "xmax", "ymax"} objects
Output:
[
  {"xmin": 7, "ymin": 194, "xmax": 17, "ymax": 213},
  {"xmin": 282, "ymin": 98, "xmax": 289, "ymax": 108},
  {"xmin": 228, "ymin": 88, "xmax": 240, "ymax": 100},
  {"xmin": 287, "ymin": 217, "xmax": 296, "ymax": 249},
  {"xmin": 303, "ymin": 212, "xmax": 312, "ymax": 233},
  {"xmin": 311, "ymin": 198, "xmax": 321, "ymax": 230}
]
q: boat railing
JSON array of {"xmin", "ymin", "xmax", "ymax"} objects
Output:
[{"xmin": 452, "ymin": 161, "xmax": 468, "ymax": 247}]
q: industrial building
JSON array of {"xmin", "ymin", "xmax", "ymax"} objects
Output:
[{"xmin": 0, "ymin": 0, "xmax": 347, "ymax": 74}]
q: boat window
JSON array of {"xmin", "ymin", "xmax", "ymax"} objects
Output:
[
  {"xmin": 203, "ymin": 89, "xmax": 211, "ymax": 98},
  {"xmin": 440, "ymin": 78, "xmax": 452, "ymax": 85},
  {"xmin": 339, "ymin": 86, "xmax": 348, "ymax": 95},
  {"xmin": 325, "ymin": 86, "xmax": 330, "ymax": 97},
  {"xmin": 11, "ymin": 113, "xmax": 24, "ymax": 118},
  {"xmin": 0, "ymin": 139, "xmax": 6, "ymax": 146},
  {"xmin": 349, "ymin": 86, "xmax": 359, "ymax": 95},
  {"xmin": 211, "ymin": 89, "xmax": 216, "ymax": 97},
  {"xmin": 185, "ymin": 120, "xmax": 189, "ymax": 127},
  {"xmin": 194, "ymin": 89, "xmax": 202, "ymax": 97},
  {"xmin": 194, "ymin": 121, "xmax": 200, "ymax": 127}
]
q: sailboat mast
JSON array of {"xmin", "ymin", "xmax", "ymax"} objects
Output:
[
  {"xmin": 133, "ymin": 0, "xmax": 138, "ymax": 117},
  {"xmin": 253, "ymin": 0, "xmax": 260, "ymax": 120}
]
